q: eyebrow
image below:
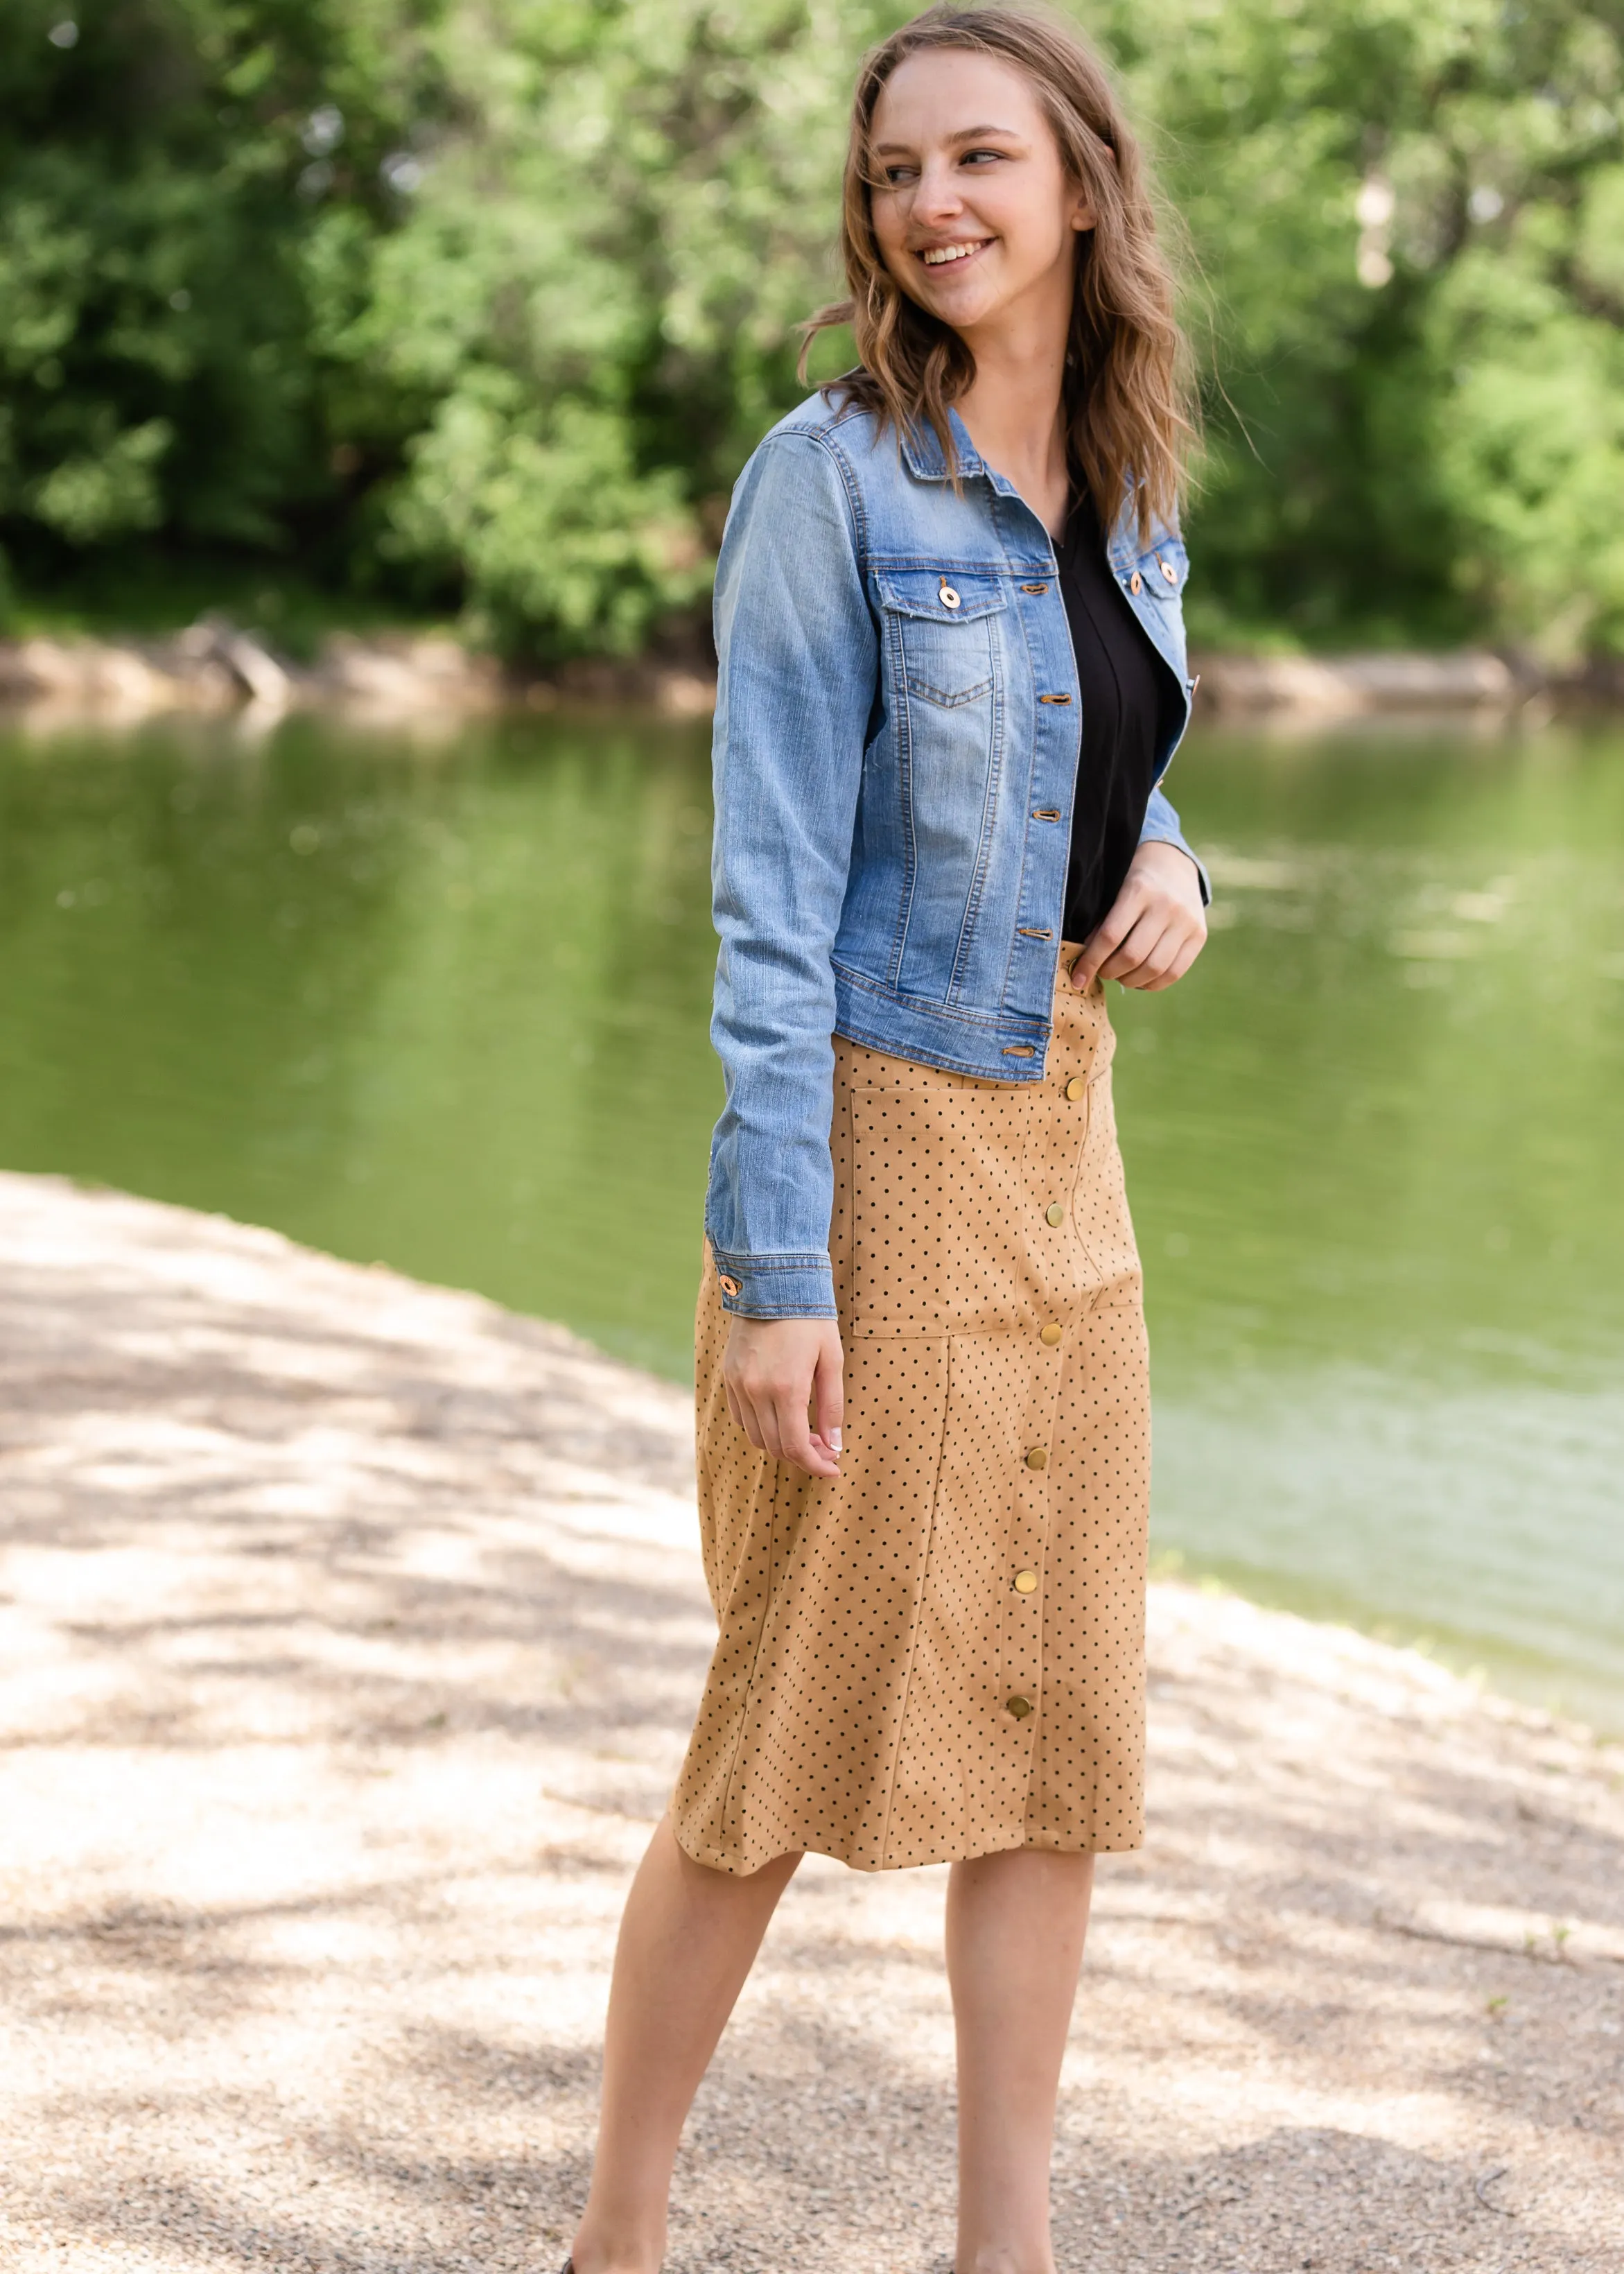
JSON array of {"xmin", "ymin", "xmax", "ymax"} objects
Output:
[{"xmin": 872, "ymin": 123, "xmax": 1025, "ymax": 155}]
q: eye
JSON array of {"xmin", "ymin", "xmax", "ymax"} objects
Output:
[
  {"xmin": 881, "ymin": 163, "xmax": 918, "ymax": 186},
  {"xmin": 961, "ymin": 147, "xmax": 1009, "ymax": 167}
]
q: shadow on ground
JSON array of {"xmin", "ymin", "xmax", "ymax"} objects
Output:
[{"xmin": 1, "ymin": 1174, "xmax": 1620, "ymax": 2271}]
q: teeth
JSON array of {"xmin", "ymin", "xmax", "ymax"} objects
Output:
[{"xmin": 922, "ymin": 241, "xmax": 984, "ymax": 266}]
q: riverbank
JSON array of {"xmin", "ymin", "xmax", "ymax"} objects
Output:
[
  {"xmin": 3, "ymin": 621, "xmax": 1617, "ymax": 724},
  {"xmin": 1, "ymin": 1170, "xmax": 1621, "ymax": 2273},
  {"xmin": 0, "ymin": 623, "xmax": 717, "ymax": 726}
]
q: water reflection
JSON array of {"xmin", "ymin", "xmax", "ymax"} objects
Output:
[{"xmin": 1, "ymin": 711, "xmax": 1620, "ymax": 1726}]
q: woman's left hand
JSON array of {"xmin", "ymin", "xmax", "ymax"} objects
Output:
[{"xmin": 1069, "ymin": 841, "xmax": 1207, "ymax": 993}]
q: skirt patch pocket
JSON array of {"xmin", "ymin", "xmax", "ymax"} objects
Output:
[{"xmin": 848, "ymin": 1078, "xmax": 1032, "ymax": 1335}]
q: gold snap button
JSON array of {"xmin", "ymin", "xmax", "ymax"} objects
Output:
[
  {"xmin": 1045, "ymin": 1201, "xmax": 1065, "ymax": 1227},
  {"xmin": 1064, "ymin": 1075, "xmax": 1086, "ymax": 1101},
  {"xmin": 1024, "ymin": 1446, "xmax": 1049, "ymax": 1470},
  {"xmin": 1040, "ymin": 1323, "xmax": 1063, "ymax": 1346},
  {"xmin": 939, "ymin": 582, "xmax": 961, "ymax": 609},
  {"xmin": 1014, "ymin": 1569, "xmax": 1039, "ymax": 1593},
  {"xmin": 1128, "ymin": 571, "xmax": 1143, "ymax": 596},
  {"xmin": 1006, "ymin": 1696, "xmax": 1033, "ymax": 1719},
  {"xmin": 717, "ymin": 1273, "xmax": 740, "ymax": 1296}
]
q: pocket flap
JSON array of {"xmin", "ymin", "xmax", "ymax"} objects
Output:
[
  {"xmin": 874, "ymin": 568, "xmax": 1009, "ymax": 623},
  {"xmin": 1128, "ymin": 540, "xmax": 1189, "ymax": 600}
]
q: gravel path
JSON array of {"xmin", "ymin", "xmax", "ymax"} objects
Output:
[{"xmin": 1, "ymin": 1171, "xmax": 1620, "ymax": 2273}]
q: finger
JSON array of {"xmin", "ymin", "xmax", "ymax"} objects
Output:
[
  {"xmin": 1116, "ymin": 923, "xmax": 1185, "ymax": 989},
  {"xmin": 812, "ymin": 1341, "xmax": 844, "ymax": 1461},
  {"xmin": 1147, "ymin": 928, "xmax": 1206, "ymax": 989},
  {"xmin": 1072, "ymin": 923, "xmax": 1123, "ymax": 992},
  {"xmin": 1096, "ymin": 910, "xmax": 1166, "ymax": 984},
  {"xmin": 1074, "ymin": 878, "xmax": 1152, "ymax": 989},
  {"xmin": 772, "ymin": 1393, "xmax": 834, "ymax": 1479},
  {"xmin": 1072, "ymin": 918, "xmax": 1123, "ymax": 993},
  {"xmin": 1133, "ymin": 910, "xmax": 1207, "ymax": 987},
  {"xmin": 754, "ymin": 1393, "xmax": 787, "ymax": 1464},
  {"xmin": 733, "ymin": 1387, "xmax": 767, "ymax": 1452},
  {"xmin": 1135, "ymin": 924, "xmax": 1209, "ymax": 990},
  {"xmin": 784, "ymin": 1363, "xmax": 844, "ymax": 1477}
]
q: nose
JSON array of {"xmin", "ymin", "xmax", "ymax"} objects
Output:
[{"xmin": 911, "ymin": 158, "xmax": 966, "ymax": 225}]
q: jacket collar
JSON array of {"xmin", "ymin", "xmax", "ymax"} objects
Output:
[
  {"xmin": 897, "ymin": 405, "xmax": 1161, "ymax": 565},
  {"xmin": 899, "ymin": 407, "xmax": 984, "ymax": 483}
]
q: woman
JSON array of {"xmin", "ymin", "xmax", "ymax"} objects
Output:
[{"xmin": 569, "ymin": 8, "xmax": 1208, "ymax": 2270}]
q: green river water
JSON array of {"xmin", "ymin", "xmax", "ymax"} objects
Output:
[{"xmin": 2, "ymin": 709, "xmax": 1621, "ymax": 1728}]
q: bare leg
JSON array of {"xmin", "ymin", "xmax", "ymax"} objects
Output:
[
  {"xmin": 947, "ymin": 1846, "xmax": 1095, "ymax": 2274},
  {"xmin": 570, "ymin": 1816, "xmax": 802, "ymax": 2274}
]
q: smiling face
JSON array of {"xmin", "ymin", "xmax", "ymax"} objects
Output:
[{"xmin": 867, "ymin": 46, "xmax": 1094, "ymax": 346}]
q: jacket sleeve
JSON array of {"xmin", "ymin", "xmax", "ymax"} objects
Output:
[
  {"xmin": 1138, "ymin": 783, "xmax": 1212, "ymax": 905},
  {"xmin": 704, "ymin": 429, "xmax": 875, "ymax": 1321}
]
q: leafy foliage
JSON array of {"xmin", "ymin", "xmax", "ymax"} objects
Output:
[
  {"xmin": 1107, "ymin": 0, "xmax": 1624, "ymax": 657},
  {"xmin": 2, "ymin": 0, "xmax": 1621, "ymax": 658}
]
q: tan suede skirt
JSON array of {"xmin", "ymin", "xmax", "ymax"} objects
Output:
[{"xmin": 673, "ymin": 957, "xmax": 1150, "ymax": 1875}]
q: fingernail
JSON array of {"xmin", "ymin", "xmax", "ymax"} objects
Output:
[{"xmin": 828, "ymin": 1428, "xmax": 842, "ymax": 1452}]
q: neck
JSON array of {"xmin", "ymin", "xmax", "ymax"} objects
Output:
[{"xmin": 950, "ymin": 289, "xmax": 1072, "ymax": 541}]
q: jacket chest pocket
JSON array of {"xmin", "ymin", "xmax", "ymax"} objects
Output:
[
  {"xmin": 875, "ymin": 569, "xmax": 1007, "ymax": 710},
  {"xmin": 1123, "ymin": 535, "xmax": 1187, "ymax": 605}
]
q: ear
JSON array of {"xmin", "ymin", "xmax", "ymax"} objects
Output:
[
  {"xmin": 1072, "ymin": 136, "xmax": 1117, "ymax": 231},
  {"xmin": 1069, "ymin": 168, "xmax": 1099, "ymax": 233}
]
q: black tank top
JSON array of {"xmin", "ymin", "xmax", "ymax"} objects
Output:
[{"xmin": 1056, "ymin": 490, "xmax": 1183, "ymax": 946}]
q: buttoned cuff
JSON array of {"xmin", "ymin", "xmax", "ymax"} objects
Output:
[{"xmin": 706, "ymin": 1247, "xmax": 837, "ymax": 1320}]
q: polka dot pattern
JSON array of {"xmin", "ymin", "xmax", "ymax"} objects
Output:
[{"xmin": 672, "ymin": 958, "xmax": 1151, "ymax": 1875}]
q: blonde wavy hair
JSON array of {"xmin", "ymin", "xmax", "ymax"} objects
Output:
[{"xmin": 799, "ymin": 2, "xmax": 1195, "ymax": 542}]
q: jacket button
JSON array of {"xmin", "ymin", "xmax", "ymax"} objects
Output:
[
  {"xmin": 1006, "ymin": 1696, "xmax": 1033, "ymax": 1719},
  {"xmin": 1045, "ymin": 1201, "xmax": 1065, "ymax": 1227},
  {"xmin": 1161, "ymin": 559, "xmax": 1178, "ymax": 584},
  {"xmin": 1065, "ymin": 1075, "xmax": 1086, "ymax": 1101},
  {"xmin": 1040, "ymin": 1323, "xmax": 1063, "ymax": 1346},
  {"xmin": 717, "ymin": 1273, "xmax": 740, "ymax": 1296},
  {"xmin": 1014, "ymin": 1569, "xmax": 1039, "ymax": 1592},
  {"xmin": 1024, "ymin": 1446, "xmax": 1049, "ymax": 1470},
  {"xmin": 1128, "ymin": 571, "xmax": 1143, "ymax": 595},
  {"xmin": 939, "ymin": 582, "xmax": 961, "ymax": 609}
]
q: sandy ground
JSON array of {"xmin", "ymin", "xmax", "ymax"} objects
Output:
[{"xmin": 1, "ymin": 1170, "xmax": 1621, "ymax": 2274}]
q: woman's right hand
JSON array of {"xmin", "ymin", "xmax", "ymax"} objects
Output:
[{"xmin": 722, "ymin": 1316, "xmax": 844, "ymax": 1479}]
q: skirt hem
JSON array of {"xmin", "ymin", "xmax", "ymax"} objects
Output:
[{"xmin": 670, "ymin": 1814, "xmax": 1144, "ymax": 1878}]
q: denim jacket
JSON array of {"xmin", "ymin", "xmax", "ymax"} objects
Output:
[{"xmin": 705, "ymin": 391, "xmax": 1205, "ymax": 1321}]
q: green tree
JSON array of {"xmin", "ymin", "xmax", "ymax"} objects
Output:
[
  {"xmin": 2, "ymin": 0, "xmax": 1621, "ymax": 663},
  {"xmin": 1110, "ymin": 0, "xmax": 1624, "ymax": 657},
  {"xmin": 344, "ymin": 0, "xmax": 909, "ymax": 654},
  {"xmin": 0, "ymin": 0, "xmax": 444, "ymax": 605}
]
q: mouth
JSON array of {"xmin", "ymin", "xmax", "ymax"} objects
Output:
[{"xmin": 916, "ymin": 238, "xmax": 991, "ymax": 270}]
